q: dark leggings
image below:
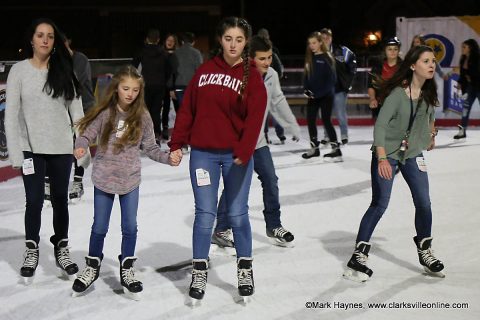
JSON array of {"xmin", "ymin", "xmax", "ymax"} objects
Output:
[
  {"xmin": 22, "ymin": 152, "xmax": 73, "ymax": 244},
  {"xmin": 306, "ymin": 95, "xmax": 337, "ymax": 143}
]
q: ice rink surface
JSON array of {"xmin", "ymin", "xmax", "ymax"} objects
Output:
[{"xmin": 0, "ymin": 126, "xmax": 479, "ymax": 320}]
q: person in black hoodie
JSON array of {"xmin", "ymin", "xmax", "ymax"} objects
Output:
[{"xmin": 132, "ymin": 29, "xmax": 172, "ymax": 143}]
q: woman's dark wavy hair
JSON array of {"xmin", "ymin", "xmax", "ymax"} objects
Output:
[
  {"xmin": 460, "ymin": 39, "xmax": 480, "ymax": 70},
  {"xmin": 215, "ymin": 16, "xmax": 252, "ymax": 100},
  {"xmin": 24, "ymin": 18, "xmax": 80, "ymax": 100},
  {"xmin": 378, "ymin": 45, "xmax": 438, "ymax": 107}
]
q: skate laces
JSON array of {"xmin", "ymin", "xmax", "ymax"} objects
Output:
[
  {"xmin": 237, "ymin": 268, "xmax": 253, "ymax": 287},
  {"xmin": 191, "ymin": 269, "xmax": 207, "ymax": 290},
  {"xmin": 23, "ymin": 248, "xmax": 39, "ymax": 269},
  {"xmin": 418, "ymin": 248, "xmax": 439, "ymax": 266},
  {"xmin": 77, "ymin": 266, "xmax": 97, "ymax": 285},
  {"xmin": 273, "ymin": 227, "xmax": 290, "ymax": 238},
  {"xmin": 217, "ymin": 229, "xmax": 233, "ymax": 242},
  {"xmin": 56, "ymin": 246, "xmax": 74, "ymax": 269},
  {"xmin": 354, "ymin": 252, "xmax": 368, "ymax": 266},
  {"xmin": 122, "ymin": 267, "xmax": 139, "ymax": 285}
]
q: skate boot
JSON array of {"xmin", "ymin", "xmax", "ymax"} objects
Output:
[
  {"xmin": 302, "ymin": 140, "xmax": 320, "ymax": 159},
  {"xmin": 20, "ymin": 240, "xmax": 39, "ymax": 284},
  {"xmin": 119, "ymin": 256, "xmax": 143, "ymax": 300},
  {"xmin": 189, "ymin": 259, "xmax": 208, "ymax": 304},
  {"xmin": 343, "ymin": 241, "xmax": 373, "ymax": 282},
  {"xmin": 266, "ymin": 226, "xmax": 295, "ymax": 247},
  {"xmin": 323, "ymin": 142, "xmax": 343, "ymax": 162},
  {"xmin": 414, "ymin": 236, "xmax": 445, "ymax": 278},
  {"xmin": 72, "ymin": 256, "xmax": 101, "ymax": 296},
  {"xmin": 69, "ymin": 176, "xmax": 84, "ymax": 203},
  {"xmin": 50, "ymin": 236, "xmax": 78, "ymax": 279},
  {"xmin": 211, "ymin": 229, "xmax": 235, "ymax": 256},
  {"xmin": 320, "ymin": 138, "xmax": 330, "ymax": 147},
  {"xmin": 341, "ymin": 137, "xmax": 349, "ymax": 145},
  {"xmin": 237, "ymin": 257, "xmax": 254, "ymax": 302},
  {"xmin": 453, "ymin": 125, "xmax": 466, "ymax": 139}
]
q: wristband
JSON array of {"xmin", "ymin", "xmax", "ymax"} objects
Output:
[{"xmin": 378, "ymin": 156, "xmax": 387, "ymax": 161}]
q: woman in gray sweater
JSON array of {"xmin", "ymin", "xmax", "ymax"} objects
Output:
[
  {"xmin": 343, "ymin": 45, "xmax": 445, "ymax": 282},
  {"xmin": 5, "ymin": 18, "xmax": 83, "ymax": 283}
]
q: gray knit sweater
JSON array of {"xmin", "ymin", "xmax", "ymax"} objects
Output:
[
  {"xmin": 75, "ymin": 108, "xmax": 170, "ymax": 195},
  {"xmin": 5, "ymin": 59, "xmax": 84, "ymax": 168}
]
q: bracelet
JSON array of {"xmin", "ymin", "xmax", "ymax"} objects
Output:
[
  {"xmin": 378, "ymin": 156, "xmax": 387, "ymax": 161},
  {"xmin": 430, "ymin": 129, "xmax": 438, "ymax": 137}
]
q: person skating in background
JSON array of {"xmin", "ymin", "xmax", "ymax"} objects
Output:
[
  {"xmin": 453, "ymin": 39, "xmax": 480, "ymax": 139},
  {"xmin": 368, "ymin": 37, "xmax": 403, "ymax": 119},
  {"xmin": 302, "ymin": 31, "xmax": 342, "ymax": 161},
  {"xmin": 212, "ymin": 35, "xmax": 300, "ymax": 253},
  {"xmin": 71, "ymin": 66, "xmax": 179, "ymax": 300},
  {"xmin": 343, "ymin": 45, "xmax": 444, "ymax": 282},
  {"xmin": 5, "ymin": 18, "xmax": 84, "ymax": 283},
  {"xmin": 161, "ymin": 33, "xmax": 179, "ymax": 141},
  {"xmin": 168, "ymin": 16, "xmax": 267, "ymax": 303},
  {"xmin": 320, "ymin": 28, "xmax": 357, "ymax": 145}
]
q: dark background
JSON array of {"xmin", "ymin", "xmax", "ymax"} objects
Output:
[{"xmin": 1, "ymin": 0, "xmax": 479, "ymax": 64}]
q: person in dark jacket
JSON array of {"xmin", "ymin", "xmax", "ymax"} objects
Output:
[
  {"xmin": 132, "ymin": 29, "xmax": 172, "ymax": 142},
  {"xmin": 320, "ymin": 28, "xmax": 357, "ymax": 145},
  {"xmin": 454, "ymin": 39, "xmax": 480, "ymax": 139}
]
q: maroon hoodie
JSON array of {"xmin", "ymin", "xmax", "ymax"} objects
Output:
[{"xmin": 169, "ymin": 55, "xmax": 267, "ymax": 163}]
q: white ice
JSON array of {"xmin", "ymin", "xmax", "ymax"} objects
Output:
[{"xmin": 0, "ymin": 126, "xmax": 479, "ymax": 320}]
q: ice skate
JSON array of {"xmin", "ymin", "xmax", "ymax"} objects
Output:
[
  {"xmin": 210, "ymin": 229, "xmax": 236, "ymax": 256},
  {"xmin": 414, "ymin": 236, "xmax": 445, "ymax": 278},
  {"xmin": 119, "ymin": 256, "xmax": 143, "ymax": 300},
  {"xmin": 69, "ymin": 176, "xmax": 84, "ymax": 203},
  {"xmin": 302, "ymin": 141, "xmax": 320, "ymax": 159},
  {"xmin": 320, "ymin": 138, "xmax": 330, "ymax": 148},
  {"xmin": 20, "ymin": 240, "xmax": 39, "ymax": 285},
  {"xmin": 237, "ymin": 257, "xmax": 254, "ymax": 302},
  {"xmin": 453, "ymin": 125, "xmax": 466, "ymax": 140},
  {"xmin": 266, "ymin": 227, "xmax": 295, "ymax": 247},
  {"xmin": 343, "ymin": 241, "xmax": 373, "ymax": 282},
  {"xmin": 323, "ymin": 142, "xmax": 343, "ymax": 162},
  {"xmin": 51, "ymin": 237, "xmax": 78, "ymax": 280},
  {"xmin": 188, "ymin": 259, "xmax": 208, "ymax": 304},
  {"xmin": 72, "ymin": 256, "xmax": 101, "ymax": 297}
]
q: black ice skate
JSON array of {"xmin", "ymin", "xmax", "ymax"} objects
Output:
[
  {"xmin": 51, "ymin": 236, "xmax": 78, "ymax": 279},
  {"xmin": 453, "ymin": 125, "xmax": 466, "ymax": 140},
  {"xmin": 302, "ymin": 141, "xmax": 320, "ymax": 159},
  {"xmin": 211, "ymin": 229, "xmax": 235, "ymax": 256},
  {"xmin": 343, "ymin": 241, "xmax": 373, "ymax": 282},
  {"xmin": 20, "ymin": 240, "xmax": 39, "ymax": 285},
  {"xmin": 237, "ymin": 257, "xmax": 254, "ymax": 303},
  {"xmin": 72, "ymin": 256, "xmax": 101, "ymax": 297},
  {"xmin": 414, "ymin": 236, "xmax": 445, "ymax": 278},
  {"xmin": 266, "ymin": 227, "xmax": 295, "ymax": 247},
  {"xmin": 69, "ymin": 176, "xmax": 84, "ymax": 203},
  {"xmin": 323, "ymin": 142, "xmax": 343, "ymax": 162},
  {"xmin": 189, "ymin": 259, "xmax": 208, "ymax": 305},
  {"xmin": 119, "ymin": 256, "xmax": 143, "ymax": 300}
]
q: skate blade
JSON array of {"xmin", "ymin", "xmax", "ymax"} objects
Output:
[
  {"xmin": 323, "ymin": 156, "xmax": 343, "ymax": 163},
  {"xmin": 69, "ymin": 197, "xmax": 82, "ymax": 204},
  {"xmin": 210, "ymin": 244, "xmax": 236, "ymax": 256},
  {"xmin": 123, "ymin": 287, "xmax": 142, "ymax": 301},
  {"xmin": 60, "ymin": 269, "xmax": 77, "ymax": 280},
  {"xmin": 267, "ymin": 237, "xmax": 295, "ymax": 248},
  {"xmin": 186, "ymin": 295, "xmax": 202, "ymax": 307},
  {"xmin": 235, "ymin": 295, "xmax": 253, "ymax": 304},
  {"xmin": 423, "ymin": 266, "xmax": 445, "ymax": 278},
  {"xmin": 22, "ymin": 276, "xmax": 34, "ymax": 285},
  {"xmin": 342, "ymin": 268, "xmax": 369, "ymax": 283}
]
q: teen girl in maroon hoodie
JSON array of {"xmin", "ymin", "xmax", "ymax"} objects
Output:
[{"xmin": 169, "ymin": 16, "xmax": 267, "ymax": 303}]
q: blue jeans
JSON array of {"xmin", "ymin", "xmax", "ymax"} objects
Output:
[
  {"xmin": 461, "ymin": 84, "xmax": 480, "ymax": 130},
  {"xmin": 89, "ymin": 187, "xmax": 139, "ymax": 259},
  {"xmin": 189, "ymin": 148, "xmax": 254, "ymax": 259},
  {"xmin": 216, "ymin": 146, "xmax": 281, "ymax": 231},
  {"xmin": 324, "ymin": 91, "xmax": 348, "ymax": 140},
  {"xmin": 356, "ymin": 153, "xmax": 432, "ymax": 243}
]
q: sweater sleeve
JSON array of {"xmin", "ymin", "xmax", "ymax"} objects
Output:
[
  {"xmin": 75, "ymin": 110, "xmax": 105, "ymax": 150},
  {"xmin": 233, "ymin": 70, "xmax": 267, "ymax": 163},
  {"xmin": 373, "ymin": 90, "xmax": 400, "ymax": 148},
  {"xmin": 269, "ymin": 71, "xmax": 300, "ymax": 138},
  {"xmin": 168, "ymin": 72, "xmax": 199, "ymax": 151},
  {"xmin": 4, "ymin": 64, "xmax": 23, "ymax": 167},
  {"xmin": 141, "ymin": 112, "xmax": 169, "ymax": 164}
]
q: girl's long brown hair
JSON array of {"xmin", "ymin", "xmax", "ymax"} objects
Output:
[
  {"xmin": 76, "ymin": 65, "xmax": 147, "ymax": 153},
  {"xmin": 304, "ymin": 31, "xmax": 334, "ymax": 78}
]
